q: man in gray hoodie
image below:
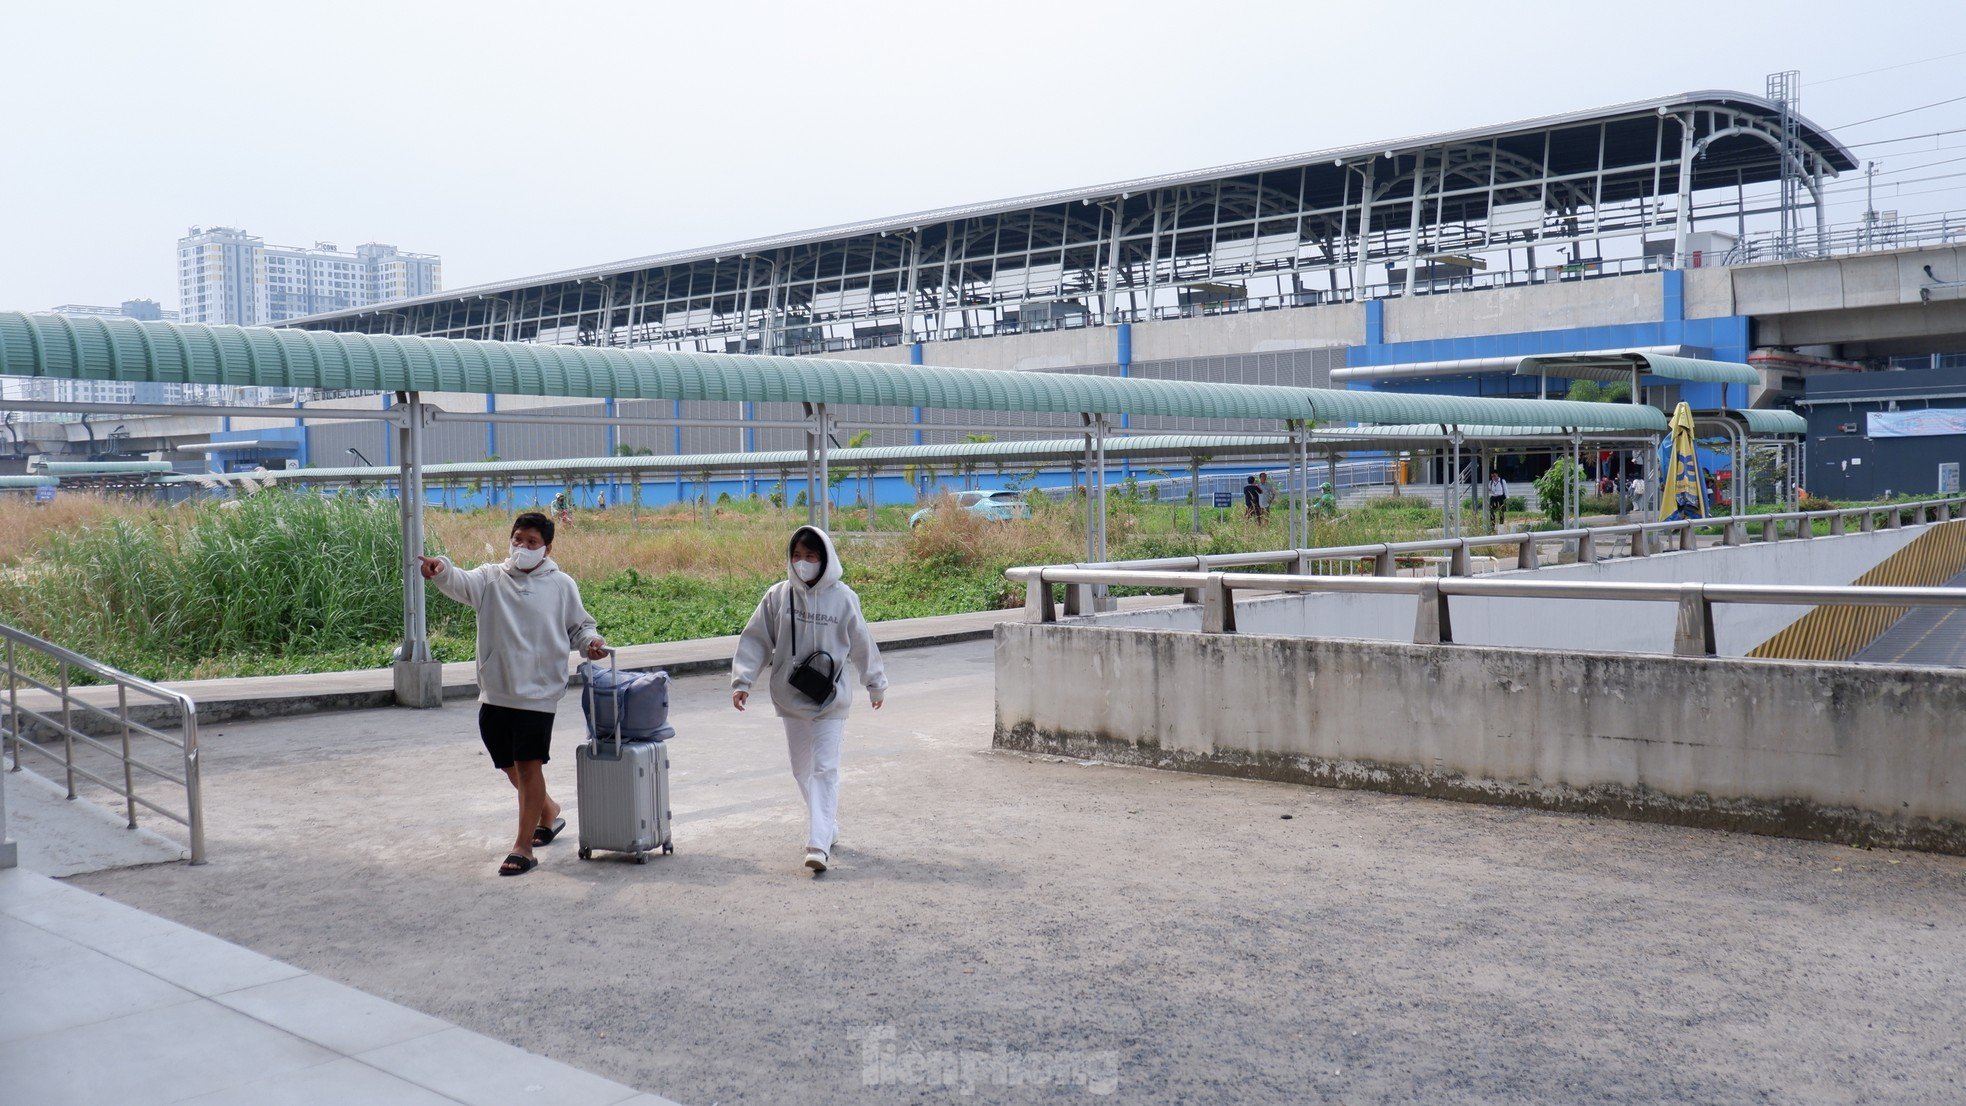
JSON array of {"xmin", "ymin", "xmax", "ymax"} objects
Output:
[
  {"xmin": 731, "ymin": 526, "xmax": 887, "ymax": 873},
  {"xmin": 418, "ymin": 512, "xmax": 607, "ymax": 877}
]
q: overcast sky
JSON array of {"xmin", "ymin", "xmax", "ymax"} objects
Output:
[{"xmin": 4, "ymin": 0, "xmax": 1962, "ymax": 311}]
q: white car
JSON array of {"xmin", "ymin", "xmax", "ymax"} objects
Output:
[{"xmin": 908, "ymin": 490, "xmax": 1033, "ymax": 527}]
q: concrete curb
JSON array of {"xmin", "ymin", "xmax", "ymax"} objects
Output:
[{"xmin": 18, "ymin": 620, "xmax": 1004, "ymax": 736}]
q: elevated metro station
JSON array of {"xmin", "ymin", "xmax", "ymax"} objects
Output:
[
  {"xmin": 258, "ymin": 86, "xmax": 1965, "ymax": 497},
  {"xmin": 7, "ymin": 87, "xmax": 1965, "ymax": 500}
]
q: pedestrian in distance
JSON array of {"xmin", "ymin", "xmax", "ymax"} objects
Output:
[
  {"xmin": 418, "ymin": 511, "xmax": 608, "ymax": 878},
  {"xmin": 1256, "ymin": 472, "xmax": 1275, "ymax": 524},
  {"xmin": 730, "ymin": 526, "xmax": 888, "ymax": 874},
  {"xmin": 1243, "ymin": 475, "xmax": 1263, "ymax": 521},
  {"xmin": 1487, "ymin": 471, "xmax": 1508, "ymax": 528}
]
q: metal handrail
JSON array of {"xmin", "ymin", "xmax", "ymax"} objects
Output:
[
  {"xmin": 1020, "ymin": 495, "xmax": 1966, "ymax": 580},
  {"xmin": 1009, "ymin": 564, "xmax": 1966, "ymax": 656},
  {"xmin": 1, "ymin": 622, "xmax": 204, "ymax": 864},
  {"xmin": 1009, "ymin": 494, "xmax": 1966, "ymax": 652}
]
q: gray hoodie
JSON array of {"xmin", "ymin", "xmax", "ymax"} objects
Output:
[
  {"xmin": 428, "ymin": 554, "xmax": 603, "ymax": 713},
  {"xmin": 731, "ymin": 526, "xmax": 887, "ymax": 721}
]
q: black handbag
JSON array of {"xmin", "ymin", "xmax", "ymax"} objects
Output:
[{"xmin": 786, "ymin": 594, "xmax": 838, "ymax": 707}]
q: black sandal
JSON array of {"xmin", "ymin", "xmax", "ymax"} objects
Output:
[
  {"xmin": 498, "ymin": 853, "xmax": 537, "ymax": 877},
  {"xmin": 532, "ymin": 818, "xmax": 566, "ymax": 847}
]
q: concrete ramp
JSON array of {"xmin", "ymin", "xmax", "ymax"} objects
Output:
[
  {"xmin": 1749, "ymin": 520, "xmax": 1966, "ymax": 661},
  {"xmin": 1853, "ymin": 565, "xmax": 1966, "ymax": 667}
]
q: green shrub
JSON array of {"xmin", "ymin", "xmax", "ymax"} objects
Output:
[{"xmin": 1532, "ymin": 460, "xmax": 1584, "ymax": 525}]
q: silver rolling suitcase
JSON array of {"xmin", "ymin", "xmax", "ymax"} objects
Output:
[{"xmin": 575, "ymin": 652, "xmax": 673, "ymax": 864}]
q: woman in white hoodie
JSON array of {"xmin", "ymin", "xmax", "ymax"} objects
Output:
[{"xmin": 731, "ymin": 526, "xmax": 888, "ymax": 873}]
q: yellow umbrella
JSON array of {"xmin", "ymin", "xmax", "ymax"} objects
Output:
[{"xmin": 1660, "ymin": 401, "xmax": 1708, "ymax": 521}]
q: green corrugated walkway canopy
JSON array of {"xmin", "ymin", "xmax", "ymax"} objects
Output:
[
  {"xmin": 1728, "ymin": 408, "xmax": 1807, "ymax": 435},
  {"xmin": 0, "ymin": 311, "xmax": 1668, "ymax": 431}
]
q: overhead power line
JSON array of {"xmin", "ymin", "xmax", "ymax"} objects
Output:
[
  {"xmin": 1834, "ymin": 94, "xmax": 1966, "ymax": 130},
  {"xmin": 1816, "ymin": 49, "xmax": 1966, "ymax": 85},
  {"xmin": 1845, "ymin": 127, "xmax": 1966, "ymax": 149}
]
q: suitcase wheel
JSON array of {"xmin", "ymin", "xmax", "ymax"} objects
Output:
[
  {"xmin": 578, "ymin": 847, "xmax": 591, "ymax": 860},
  {"xmin": 634, "ymin": 851, "xmax": 648, "ymax": 865}
]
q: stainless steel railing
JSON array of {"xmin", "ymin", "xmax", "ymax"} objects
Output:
[
  {"xmin": 1014, "ymin": 495, "xmax": 1966, "ymax": 590},
  {"xmin": 1008, "ymin": 565, "xmax": 1966, "ymax": 657},
  {"xmin": 1009, "ymin": 494, "xmax": 1966, "ymax": 651},
  {"xmin": 1, "ymin": 622, "xmax": 204, "ymax": 864}
]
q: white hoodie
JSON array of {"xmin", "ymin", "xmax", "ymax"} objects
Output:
[
  {"xmin": 428, "ymin": 554, "xmax": 602, "ymax": 713},
  {"xmin": 731, "ymin": 526, "xmax": 887, "ymax": 721}
]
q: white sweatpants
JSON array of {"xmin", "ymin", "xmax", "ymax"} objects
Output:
[{"xmin": 781, "ymin": 716, "xmax": 845, "ymax": 853}]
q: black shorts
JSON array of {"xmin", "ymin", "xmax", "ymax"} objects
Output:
[{"xmin": 479, "ymin": 703, "xmax": 556, "ymax": 769}]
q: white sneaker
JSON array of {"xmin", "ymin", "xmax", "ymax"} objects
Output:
[{"xmin": 804, "ymin": 848, "xmax": 828, "ymax": 872}]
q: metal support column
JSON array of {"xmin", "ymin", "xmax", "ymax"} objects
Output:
[
  {"xmin": 1673, "ymin": 113, "xmax": 1697, "ymax": 267},
  {"xmin": 1093, "ymin": 415, "xmax": 1109, "ymax": 565},
  {"xmin": 1403, "ymin": 150, "xmax": 1428, "ymax": 297},
  {"xmin": 815, "ymin": 403, "xmax": 832, "ymax": 533},
  {"xmin": 1189, "ymin": 459, "xmax": 1202, "ymax": 535},
  {"xmin": 393, "ymin": 392, "xmax": 442, "ymax": 708},
  {"xmin": 1446, "ymin": 433, "xmax": 1463, "ymax": 538},
  {"xmin": 1569, "ymin": 434, "xmax": 1583, "ymax": 529},
  {"xmin": 1286, "ymin": 423, "xmax": 1304, "ymax": 549},
  {"xmin": 1353, "ymin": 163, "xmax": 1376, "ymax": 298}
]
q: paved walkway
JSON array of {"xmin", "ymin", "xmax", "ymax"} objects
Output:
[
  {"xmin": 0, "ymin": 865, "xmax": 679, "ymax": 1106},
  {"xmin": 0, "ymin": 602, "xmax": 1171, "ymax": 1105},
  {"xmin": 10, "ymin": 640, "xmax": 1963, "ymax": 1104}
]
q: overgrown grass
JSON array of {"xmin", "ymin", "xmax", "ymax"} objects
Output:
[
  {"xmin": 1, "ymin": 491, "xmax": 471, "ymax": 680},
  {"xmin": 6, "ymin": 482, "xmax": 1920, "ymax": 682}
]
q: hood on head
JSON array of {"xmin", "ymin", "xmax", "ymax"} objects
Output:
[{"xmin": 788, "ymin": 525, "xmax": 843, "ymax": 589}]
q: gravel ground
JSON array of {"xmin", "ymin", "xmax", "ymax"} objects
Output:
[{"xmin": 71, "ymin": 639, "xmax": 1966, "ymax": 1105}]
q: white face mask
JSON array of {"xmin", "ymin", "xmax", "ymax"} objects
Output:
[
  {"xmin": 509, "ymin": 544, "xmax": 546, "ymax": 572},
  {"xmin": 791, "ymin": 559, "xmax": 820, "ymax": 583}
]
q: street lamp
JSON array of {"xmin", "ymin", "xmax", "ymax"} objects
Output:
[{"xmin": 347, "ymin": 447, "xmax": 375, "ymax": 467}]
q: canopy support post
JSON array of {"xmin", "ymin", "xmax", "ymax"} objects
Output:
[{"xmin": 394, "ymin": 392, "xmax": 441, "ymax": 709}]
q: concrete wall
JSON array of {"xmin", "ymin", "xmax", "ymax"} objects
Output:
[
  {"xmin": 1084, "ymin": 522, "xmax": 1940, "ymax": 656},
  {"xmin": 854, "ymin": 306, "xmax": 1360, "ymax": 374},
  {"xmin": 1129, "ymin": 306, "xmax": 1362, "ymax": 361},
  {"xmin": 1732, "ymin": 244, "xmax": 1966, "ymax": 316},
  {"xmin": 1735, "ymin": 243, "xmax": 1966, "ymax": 349},
  {"xmin": 995, "ymin": 622, "xmax": 1966, "ymax": 852},
  {"xmin": 1683, "ymin": 266, "xmax": 1734, "ymax": 319},
  {"xmin": 1380, "ymin": 274, "xmax": 1663, "ymax": 343}
]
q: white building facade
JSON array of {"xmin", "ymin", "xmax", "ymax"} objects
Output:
[{"xmin": 177, "ymin": 227, "xmax": 441, "ymax": 326}]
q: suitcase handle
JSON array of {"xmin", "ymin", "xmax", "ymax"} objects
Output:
[{"xmin": 600, "ymin": 647, "xmax": 623, "ymax": 757}]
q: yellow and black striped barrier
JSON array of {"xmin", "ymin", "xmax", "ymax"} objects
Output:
[{"xmin": 1749, "ymin": 520, "xmax": 1966, "ymax": 661}]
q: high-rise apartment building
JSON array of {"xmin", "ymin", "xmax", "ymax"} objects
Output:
[{"xmin": 176, "ymin": 226, "xmax": 441, "ymax": 326}]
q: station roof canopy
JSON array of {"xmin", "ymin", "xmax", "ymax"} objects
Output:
[
  {"xmin": 1516, "ymin": 352, "xmax": 1761, "ymax": 386},
  {"xmin": 280, "ymin": 90, "xmax": 1855, "ymax": 329},
  {"xmin": 0, "ymin": 312, "xmax": 1669, "ymax": 432}
]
